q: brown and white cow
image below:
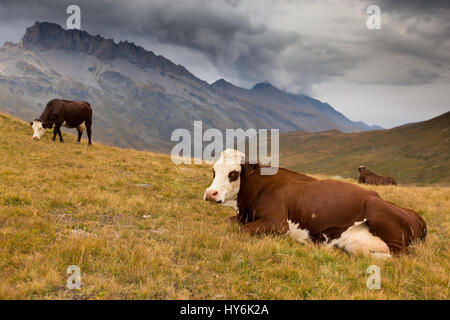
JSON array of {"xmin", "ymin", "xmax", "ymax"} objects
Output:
[
  {"xmin": 358, "ymin": 166, "xmax": 396, "ymax": 185},
  {"xmin": 30, "ymin": 99, "xmax": 93, "ymax": 144},
  {"xmin": 204, "ymin": 149, "xmax": 427, "ymax": 258}
]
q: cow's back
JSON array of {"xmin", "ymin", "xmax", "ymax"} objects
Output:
[
  {"xmin": 59, "ymin": 99, "xmax": 91, "ymax": 113},
  {"xmin": 44, "ymin": 99, "xmax": 92, "ymax": 125}
]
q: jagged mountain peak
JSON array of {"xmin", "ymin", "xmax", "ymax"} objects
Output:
[
  {"xmin": 20, "ymin": 21, "xmax": 195, "ymax": 79},
  {"xmin": 211, "ymin": 78, "xmax": 241, "ymax": 89},
  {"xmin": 212, "ymin": 78, "xmax": 230, "ymax": 86},
  {"xmin": 252, "ymin": 81, "xmax": 274, "ymax": 90}
]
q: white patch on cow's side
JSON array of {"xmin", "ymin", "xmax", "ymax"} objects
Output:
[
  {"xmin": 204, "ymin": 149, "xmax": 245, "ymax": 203},
  {"xmin": 31, "ymin": 120, "xmax": 45, "ymax": 140},
  {"xmin": 287, "ymin": 220, "xmax": 311, "ymax": 244},
  {"xmin": 327, "ymin": 220, "xmax": 391, "ymax": 257}
]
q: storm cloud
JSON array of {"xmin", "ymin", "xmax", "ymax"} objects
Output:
[{"xmin": 0, "ymin": 0, "xmax": 449, "ymax": 127}]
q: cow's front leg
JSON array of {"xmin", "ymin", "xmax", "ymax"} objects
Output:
[
  {"xmin": 55, "ymin": 126, "xmax": 63, "ymax": 143},
  {"xmin": 241, "ymin": 219, "xmax": 288, "ymax": 235},
  {"xmin": 228, "ymin": 215, "xmax": 242, "ymax": 225}
]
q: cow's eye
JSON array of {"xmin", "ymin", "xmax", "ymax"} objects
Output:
[
  {"xmin": 212, "ymin": 169, "xmax": 215, "ymax": 179},
  {"xmin": 228, "ymin": 170, "xmax": 239, "ymax": 182}
]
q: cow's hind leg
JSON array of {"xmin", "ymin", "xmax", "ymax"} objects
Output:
[
  {"xmin": 362, "ymin": 196, "xmax": 426, "ymax": 255},
  {"xmin": 328, "ymin": 221, "xmax": 391, "ymax": 258},
  {"xmin": 76, "ymin": 129, "xmax": 83, "ymax": 144},
  {"xmin": 85, "ymin": 120, "xmax": 92, "ymax": 145}
]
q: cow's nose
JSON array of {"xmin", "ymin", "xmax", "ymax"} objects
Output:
[
  {"xmin": 204, "ymin": 189, "xmax": 219, "ymax": 201},
  {"xmin": 32, "ymin": 136, "xmax": 39, "ymax": 140}
]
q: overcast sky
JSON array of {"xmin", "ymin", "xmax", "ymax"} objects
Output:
[{"xmin": 0, "ymin": 0, "xmax": 449, "ymax": 128}]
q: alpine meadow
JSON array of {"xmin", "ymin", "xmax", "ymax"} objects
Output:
[
  {"xmin": 0, "ymin": 0, "xmax": 450, "ymax": 306},
  {"xmin": 0, "ymin": 113, "xmax": 448, "ymax": 300}
]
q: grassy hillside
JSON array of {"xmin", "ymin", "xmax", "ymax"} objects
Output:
[
  {"xmin": 0, "ymin": 112, "xmax": 448, "ymax": 299},
  {"xmin": 279, "ymin": 112, "xmax": 450, "ymax": 185}
]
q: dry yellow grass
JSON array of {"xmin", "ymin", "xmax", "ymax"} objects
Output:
[{"xmin": 0, "ymin": 113, "xmax": 448, "ymax": 299}]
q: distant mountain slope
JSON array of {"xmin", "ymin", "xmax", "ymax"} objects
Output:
[
  {"xmin": 279, "ymin": 112, "xmax": 450, "ymax": 184},
  {"xmin": 0, "ymin": 21, "xmax": 379, "ymax": 152}
]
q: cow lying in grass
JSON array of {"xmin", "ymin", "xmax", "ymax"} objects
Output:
[
  {"xmin": 204, "ymin": 149, "xmax": 427, "ymax": 258},
  {"xmin": 358, "ymin": 166, "xmax": 396, "ymax": 185},
  {"xmin": 30, "ymin": 99, "xmax": 93, "ymax": 145}
]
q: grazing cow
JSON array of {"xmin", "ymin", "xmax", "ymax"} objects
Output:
[
  {"xmin": 204, "ymin": 149, "xmax": 426, "ymax": 257},
  {"xmin": 30, "ymin": 99, "xmax": 92, "ymax": 144},
  {"xmin": 358, "ymin": 166, "xmax": 396, "ymax": 185}
]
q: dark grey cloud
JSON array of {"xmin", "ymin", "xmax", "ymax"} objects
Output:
[
  {"xmin": 0, "ymin": 0, "xmax": 448, "ymax": 89},
  {"xmin": 372, "ymin": 0, "xmax": 450, "ymax": 13},
  {"xmin": 0, "ymin": 0, "xmax": 362, "ymax": 92},
  {"xmin": 356, "ymin": 0, "xmax": 450, "ymax": 86}
]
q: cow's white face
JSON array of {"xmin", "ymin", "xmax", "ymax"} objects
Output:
[
  {"xmin": 204, "ymin": 149, "xmax": 245, "ymax": 204},
  {"xmin": 31, "ymin": 121, "xmax": 45, "ymax": 140}
]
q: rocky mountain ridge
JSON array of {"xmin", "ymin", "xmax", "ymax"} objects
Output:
[{"xmin": 0, "ymin": 21, "xmax": 381, "ymax": 151}]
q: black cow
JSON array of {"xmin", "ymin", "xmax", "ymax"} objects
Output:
[{"xmin": 30, "ymin": 99, "xmax": 92, "ymax": 144}]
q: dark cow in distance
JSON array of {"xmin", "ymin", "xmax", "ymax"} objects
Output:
[
  {"xmin": 358, "ymin": 166, "xmax": 396, "ymax": 185},
  {"xmin": 204, "ymin": 149, "xmax": 426, "ymax": 257},
  {"xmin": 30, "ymin": 99, "xmax": 92, "ymax": 145}
]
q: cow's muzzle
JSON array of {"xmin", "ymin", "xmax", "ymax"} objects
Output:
[{"xmin": 204, "ymin": 189, "xmax": 222, "ymax": 203}]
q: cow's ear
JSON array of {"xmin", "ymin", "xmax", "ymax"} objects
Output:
[
  {"xmin": 43, "ymin": 122, "xmax": 53, "ymax": 129},
  {"xmin": 29, "ymin": 121, "xmax": 33, "ymax": 126},
  {"xmin": 244, "ymin": 163, "xmax": 259, "ymax": 176}
]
